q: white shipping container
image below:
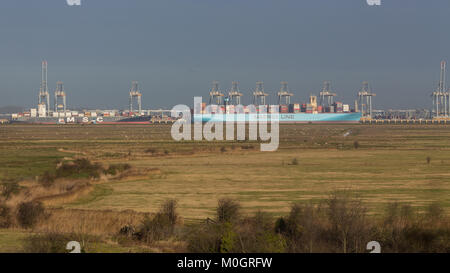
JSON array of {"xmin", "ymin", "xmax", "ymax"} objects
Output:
[
  {"xmin": 91, "ymin": 112, "xmax": 97, "ymax": 117},
  {"xmin": 30, "ymin": 109, "xmax": 37, "ymax": 117},
  {"xmin": 343, "ymin": 104, "xmax": 350, "ymax": 112},
  {"xmin": 38, "ymin": 104, "xmax": 46, "ymax": 117}
]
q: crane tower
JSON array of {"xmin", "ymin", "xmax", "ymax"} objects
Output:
[{"xmin": 38, "ymin": 61, "xmax": 50, "ymax": 114}]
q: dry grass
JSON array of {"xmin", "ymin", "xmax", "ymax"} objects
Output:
[
  {"xmin": 60, "ymin": 147, "xmax": 450, "ymax": 220},
  {"xmin": 34, "ymin": 208, "xmax": 150, "ymax": 236}
]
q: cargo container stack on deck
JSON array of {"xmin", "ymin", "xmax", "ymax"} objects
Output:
[{"xmin": 198, "ymin": 82, "xmax": 362, "ymax": 124}]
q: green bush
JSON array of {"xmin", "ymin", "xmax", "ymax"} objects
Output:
[
  {"xmin": 219, "ymin": 222, "xmax": 236, "ymax": 253},
  {"xmin": 235, "ymin": 212, "xmax": 286, "ymax": 253},
  {"xmin": 186, "ymin": 224, "xmax": 222, "ymax": 253},
  {"xmin": 188, "ymin": 202, "xmax": 285, "ymax": 253},
  {"xmin": 55, "ymin": 158, "xmax": 103, "ymax": 180}
]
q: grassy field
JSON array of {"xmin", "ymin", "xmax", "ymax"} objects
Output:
[
  {"xmin": 1, "ymin": 124, "xmax": 449, "ymax": 223},
  {"xmin": 0, "ymin": 229, "xmax": 156, "ymax": 253}
]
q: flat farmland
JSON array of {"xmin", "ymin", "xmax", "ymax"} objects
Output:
[{"xmin": 1, "ymin": 124, "xmax": 449, "ymax": 221}]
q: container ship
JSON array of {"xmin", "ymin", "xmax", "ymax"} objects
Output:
[
  {"xmin": 10, "ymin": 108, "xmax": 174, "ymax": 125},
  {"xmin": 11, "ymin": 116, "xmax": 154, "ymax": 125},
  {"xmin": 196, "ymin": 112, "xmax": 362, "ymax": 123},
  {"xmin": 194, "ymin": 95, "xmax": 362, "ymax": 124}
]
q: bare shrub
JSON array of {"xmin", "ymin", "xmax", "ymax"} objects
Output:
[
  {"xmin": 326, "ymin": 192, "xmax": 368, "ymax": 253},
  {"xmin": 104, "ymin": 163, "xmax": 131, "ymax": 176},
  {"xmin": 276, "ymin": 202, "xmax": 325, "ymax": 253},
  {"xmin": 23, "ymin": 233, "xmax": 96, "ymax": 253},
  {"xmin": 23, "ymin": 233, "xmax": 72, "ymax": 253},
  {"xmin": 136, "ymin": 199, "xmax": 179, "ymax": 244},
  {"xmin": 0, "ymin": 204, "xmax": 12, "ymax": 228},
  {"xmin": 38, "ymin": 171, "xmax": 55, "ymax": 188},
  {"xmin": 161, "ymin": 199, "xmax": 179, "ymax": 228},
  {"xmin": 378, "ymin": 203, "xmax": 416, "ymax": 252},
  {"xmin": 145, "ymin": 148, "xmax": 157, "ymax": 155},
  {"xmin": 118, "ymin": 225, "xmax": 136, "ymax": 238},
  {"xmin": 241, "ymin": 145, "xmax": 254, "ymax": 150},
  {"xmin": 186, "ymin": 197, "xmax": 448, "ymax": 253},
  {"xmin": 377, "ymin": 202, "xmax": 449, "ymax": 253},
  {"xmin": 425, "ymin": 202, "xmax": 444, "ymax": 223},
  {"xmin": 1, "ymin": 181, "xmax": 21, "ymax": 199},
  {"xmin": 17, "ymin": 201, "xmax": 47, "ymax": 229},
  {"xmin": 216, "ymin": 198, "xmax": 240, "ymax": 223}
]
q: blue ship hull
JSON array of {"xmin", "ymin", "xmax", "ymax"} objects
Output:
[{"xmin": 195, "ymin": 113, "xmax": 362, "ymax": 123}]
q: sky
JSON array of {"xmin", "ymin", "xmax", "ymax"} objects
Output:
[{"xmin": 0, "ymin": 0, "xmax": 449, "ymax": 110}]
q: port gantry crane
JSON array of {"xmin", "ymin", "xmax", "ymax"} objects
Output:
[
  {"xmin": 54, "ymin": 81, "xmax": 67, "ymax": 113},
  {"xmin": 431, "ymin": 61, "xmax": 449, "ymax": 118},
  {"xmin": 227, "ymin": 81, "xmax": 243, "ymax": 105},
  {"xmin": 319, "ymin": 80, "xmax": 336, "ymax": 108},
  {"xmin": 277, "ymin": 81, "xmax": 294, "ymax": 105},
  {"xmin": 252, "ymin": 81, "xmax": 269, "ymax": 105},
  {"xmin": 129, "ymin": 81, "xmax": 142, "ymax": 114},
  {"xmin": 38, "ymin": 60, "xmax": 50, "ymax": 115},
  {"xmin": 358, "ymin": 81, "xmax": 376, "ymax": 119},
  {"xmin": 209, "ymin": 81, "xmax": 224, "ymax": 105}
]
